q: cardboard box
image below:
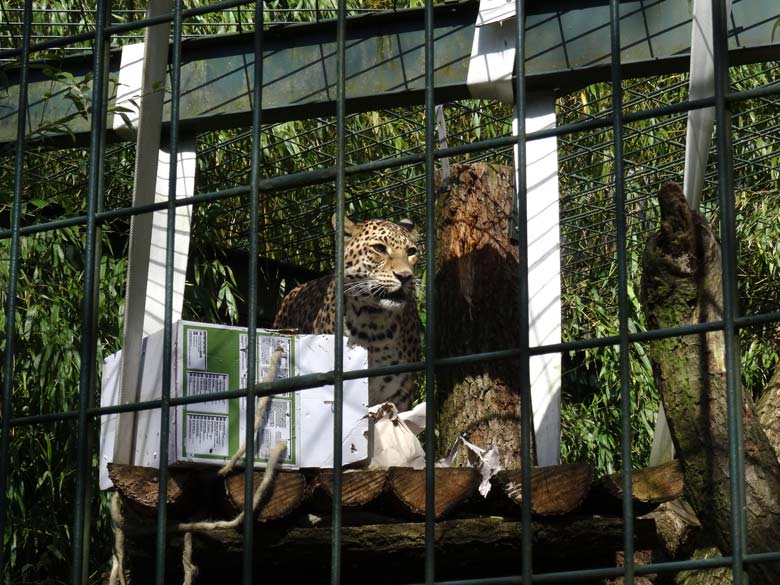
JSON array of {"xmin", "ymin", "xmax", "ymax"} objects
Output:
[{"xmin": 99, "ymin": 321, "xmax": 369, "ymax": 490}]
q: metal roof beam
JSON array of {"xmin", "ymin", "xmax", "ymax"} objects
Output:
[{"xmin": 1, "ymin": 0, "xmax": 778, "ymax": 147}]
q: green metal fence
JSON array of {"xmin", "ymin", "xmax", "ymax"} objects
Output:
[{"xmin": 1, "ymin": 0, "xmax": 780, "ymax": 583}]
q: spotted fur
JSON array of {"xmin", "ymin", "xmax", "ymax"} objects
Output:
[{"xmin": 273, "ymin": 215, "xmax": 422, "ymax": 410}]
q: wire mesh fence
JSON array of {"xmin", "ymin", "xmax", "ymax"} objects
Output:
[
  {"xmin": 0, "ymin": 1, "xmax": 434, "ymax": 60},
  {"xmin": 1, "ymin": 0, "xmax": 780, "ymax": 584}
]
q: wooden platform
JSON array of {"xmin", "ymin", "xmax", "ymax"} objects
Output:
[{"xmin": 108, "ymin": 461, "xmax": 688, "ymax": 584}]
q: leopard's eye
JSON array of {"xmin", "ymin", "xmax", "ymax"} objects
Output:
[
  {"xmin": 407, "ymin": 247, "xmax": 417, "ymax": 257},
  {"xmin": 372, "ymin": 243, "xmax": 388, "ymax": 254}
]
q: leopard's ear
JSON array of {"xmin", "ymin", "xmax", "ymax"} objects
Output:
[
  {"xmin": 331, "ymin": 214, "xmax": 357, "ymax": 239},
  {"xmin": 397, "ymin": 218, "xmax": 417, "ymax": 239}
]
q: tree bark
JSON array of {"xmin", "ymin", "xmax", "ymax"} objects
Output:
[
  {"xmin": 644, "ymin": 499, "xmax": 701, "ymax": 560},
  {"xmin": 640, "ymin": 182, "xmax": 780, "ymax": 584},
  {"xmin": 674, "ymin": 548, "xmax": 733, "ymax": 585},
  {"xmin": 119, "ymin": 515, "xmax": 660, "ymax": 584},
  {"xmin": 434, "ymin": 163, "xmax": 531, "ymax": 469},
  {"xmin": 756, "ymin": 364, "xmax": 780, "ymax": 459}
]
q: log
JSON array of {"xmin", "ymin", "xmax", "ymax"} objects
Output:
[
  {"xmin": 487, "ymin": 463, "xmax": 592, "ymax": 516},
  {"xmin": 316, "ymin": 469, "xmax": 387, "ymax": 507},
  {"xmin": 222, "ymin": 470, "xmax": 305, "ymax": 521},
  {"xmin": 674, "ymin": 547, "xmax": 733, "ymax": 585},
  {"xmin": 254, "ymin": 515, "xmax": 659, "ymax": 559},
  {"xmin": 640, "ymin": 181, "xmax": 780, "ymax": 583},
  {"xmin": 435, "ymin": 163, "xmax": 532, "ymax": 469},
  {"xmin": 604, "ymin": 550, "xmax": 656, "ymax": 585},
  {"xmin": 121, "ymin": 515, "xmax": 661, "ymax": 583},
  {"xmin": 599, "ymin": 461, "xmax": 684, "ymax": 504},
  {"xmin": 107, "ymin": 463, "xmax": 200, "ymax": 519},
  {"xmin": 643, "ymin": 499, "xmax": 701, "ymax": 560},
  {"xmin": 386, "ymin": 467, "xmax": 480, "ymax": 518},
  {"xmin": 642, "ymin": 501, "xmax": 732, "ymax": 585}
]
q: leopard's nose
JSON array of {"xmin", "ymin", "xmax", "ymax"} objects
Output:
[{"xmin": 394, "ymin": 270, "xmax": 414, "ymax": 285}]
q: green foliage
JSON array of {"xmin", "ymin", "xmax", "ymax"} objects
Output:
[
  {"xmin": 0, "ymin": 226, "xmax": 126, "ymax": 584},
  {"xmin": 557, "ymin": 64, "xmax": 780, "ymax": 476},
  {"xmin": 737, "ymin": 191, "xmax": 780, "ymax": 396}
]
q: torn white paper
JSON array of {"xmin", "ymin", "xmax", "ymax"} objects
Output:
[
  {"xmin": 460, "ymin": 435, "xmax": 502, "ymax": 497},
  {"xmin": 438, "ymin": 434, "xmax": 502, "ymax": 497}
]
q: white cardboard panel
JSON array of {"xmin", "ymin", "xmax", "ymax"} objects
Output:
[{"xmin": 100, "ymin": 323, "xmax": 369, "ymax": 490}]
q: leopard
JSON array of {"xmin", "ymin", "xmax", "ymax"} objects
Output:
[{"xmin": 273, "ymin": 214, "xmax": 422, "ymax": 411}]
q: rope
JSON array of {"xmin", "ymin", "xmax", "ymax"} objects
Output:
[
  {"xmin": 109, "ymin": 345, "xmax": 288, "ymax": 585},
  {"xmin": 182, "ymin": 532, "xmax": 196, "ymax": 585},
  {"xmin": 108, "ymin": 492, "xmax": 127, "ymax": 585},
  {"xmin": 174, "ymin": 441, "xmax": 287, "ymax": 532},
  {"xmin": 218, "ymin": 348, "xmax": 284, "ymax": 477}
]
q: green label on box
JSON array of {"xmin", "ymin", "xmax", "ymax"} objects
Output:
[{"xmin": 180, "ymin": 323, "xmax": 296, "ymax": 466}]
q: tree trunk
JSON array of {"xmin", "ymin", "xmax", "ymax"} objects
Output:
[
  {"xmin": 434, "ymin": 163, "xmax": 531, "ymax": 469},
  {"xmin": 640, "ymin": 182, "xmax": 780, "ymax": 584},
  {"xmin": 756, "ymin": 364, "xmax": 780, "ymax": 459}
]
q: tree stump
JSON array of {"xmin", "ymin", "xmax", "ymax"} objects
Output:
[
  {"xmin": 640, "ymin": 182, "xmax": 780, "ymax": 584},
  {"xmin": 435, "ymin": 163, "xmax": 532, "ymax": 469}
]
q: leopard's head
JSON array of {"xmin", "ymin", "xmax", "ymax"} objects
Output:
[{"xmin": 333, "ymin": 215, "xmax": 419, "ymax": 311}]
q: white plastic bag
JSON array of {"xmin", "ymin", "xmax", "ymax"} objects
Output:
[{"xmin": 366, "ymin": 402, "xmax": 426, "ymax": 469}]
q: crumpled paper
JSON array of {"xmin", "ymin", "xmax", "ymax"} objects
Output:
[{"xmin": 366, "ymin": 402, "xmax": 427, "ymax": 469}]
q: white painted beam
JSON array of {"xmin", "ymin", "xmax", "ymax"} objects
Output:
[
  {"xmin": 467, "ymin": 1, "xmax": 562, "ymax": 466},
  {"xmin": 515, "ymin": 94, "xmax": 562, "ymax": 466}
]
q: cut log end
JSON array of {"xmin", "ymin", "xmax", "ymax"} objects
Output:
[
  {"xmin": 223, "ymin": 470, "xmax": 305, "ymax": 521},
  {"xmin": 107, "ymin": 463, "xmax": 199, "ymax": 518},
  {"xmin": 600, "ymin": 460, "xmax": 684, "ymax": 504},
  {"xmin": 490, "ymin": 463, "xmax": 592, "ymax": 516},
  {"xmin": 317, "ymin": 470, "xmax": 387, "ymax": 507},
  {"xmin": 387, "ymin": 467, "xmax": 480, "ymax": 519}
]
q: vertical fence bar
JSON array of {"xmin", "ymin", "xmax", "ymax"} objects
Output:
[
  {"xmin": 0, "ymin": 0, "xmax": 32, "ymax": 574},
  {"xmin": 331, "ymin": 0, "xmax": 347, "ymax": 583},
  {"xmin": 155, "ymin": 0, "xmax": 183, "ymax": 582},
  {"xmin": 81, "ymin": 4, "xmax": 112, "ymax": 578},
  {"xmin": 242, "ymin": 1, "xmax": 265, "ymax": 583},
  {"xmin": 70, "ymin": 0, "xmax": 110, "ymax": 580},
  {"xmin": 609, "ymin": 2, "xmax": 635, "ymax": 583},
  {"xmin": 711, "ymin": 0, "xmax": 745, "ymax": 582},
  {"xmin": 423, "ymin": 0, "xmax": 436, "ymax": 583},
  {"xmin": 512, "ymin": 1, "xmax": 533, "ymax": 583}
]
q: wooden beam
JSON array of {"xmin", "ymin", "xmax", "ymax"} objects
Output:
[{"xmin": 3, "ymin": 0, "xmax": 779, "ymax": 147}]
